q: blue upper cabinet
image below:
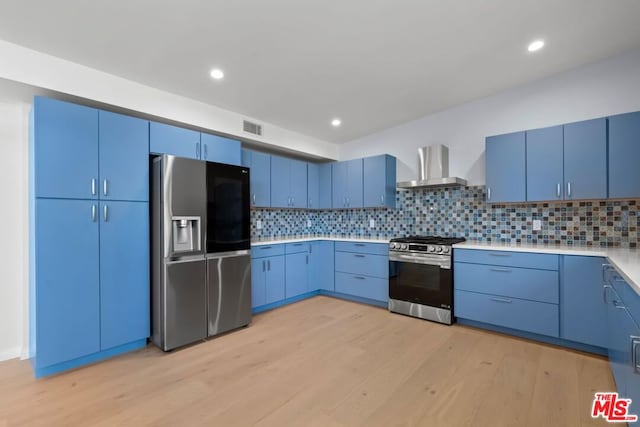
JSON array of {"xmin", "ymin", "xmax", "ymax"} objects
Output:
[
  {"xmin": 99, "ymin": 201, "xmax": 150, "ymax": 350},
  {"xmin": 308, "ymin": 163, "xmax": 332, "ymax": 209},
  {"xmin": 333, "ymin": 159, "xmax": 363, "ymax": 208},
  {"xmin": 563, "ymin": 118, "xmax": 607, "ymax": 200},
  {"xmin": 485, "ymin": 131, "xmax": 526, "ymax": 203},
  {"xmin": 242, "ymin": 149, "xmax": 271, "ymax": 207},
  {"xmin": 289, "ymin": 159, "xmax": 308, "ymax": 208},
  {"xmin": 609, "ymin": 112, "xmax": 640, "ymax": 199},
  {"xmin": 363, "ymin": 155, "xmax": 396, "ymax": 208},
  {"xmin": 34, "ymin": 198, "xmax": 100, "ymax": 369},
  {"xmin": 99, "ymin": 111, "xmax": 149, "ymax": 202},
  {"xmin": 150, "ymin": 121, "xmax": 201, "ymax": 160},
  {"xmin": 561, "ymin": 256, "xmax": 607, "ymax": 348},
  {"xmin": 270, "ymin": 156, "xmax": 308, "ymax": 208},
  {"xmin": 526, "ymin": 126, "xmax": 564, "ymax": 202},
  {"xmin": 201, "ymin": 133, "xmax": 241, "ymax": 166},
  {"xmin": 33, "ymin": 97, "xmax": 99, "ymax": 200},
  {"xmin": 270, "ymin": 155, "xmax": 291, "ymax": 208}
]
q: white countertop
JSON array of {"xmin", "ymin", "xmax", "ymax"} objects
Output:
[
  {"xmin": 251, "ymin": 236, "xmax": 390, "ymax": 246},
  {"xmin": 453, "ymin": 241, "xmax": 640, "ymax": 296}
]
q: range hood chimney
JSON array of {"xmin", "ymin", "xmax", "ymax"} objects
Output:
[{"xmin": 397, "ymin": 145, "xmax": 467, "ymax": 189}]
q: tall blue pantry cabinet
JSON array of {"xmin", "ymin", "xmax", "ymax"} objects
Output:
[{"xmin": 30, "ymin": 97, "xmax": 149, "ymax": 377}]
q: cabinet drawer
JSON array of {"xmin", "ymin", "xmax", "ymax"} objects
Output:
[
  {"xmin": 455, "ymin": 290, "xmax": 559, "ymax": 337},
  {"xmin": 335, "ymin": 241, "xmax": 388, "ymax": 256},
  {"xmin": 335, "ymin": 272, "xmax": 388, "ymax": 302},
  {"xmin": 454, "ymin": 249, "xmax": 558, "ymax": 271},
  {"xmin": 335, "ymin": 252, "xmax": 388, "ymax": 278},
  {"xmin": 251, "ymin": 244, "xmax": 284, "ymax": 258},
  {"xmin": 285, "ymin": 242, "xmax": 310, "ymax": 254},
  {"xmin": 454, "ymin": 262, "xmax": 558, "ymax": 304}
]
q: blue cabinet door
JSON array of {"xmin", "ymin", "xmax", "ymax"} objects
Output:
[
  {"xmin": 251, "ymin": 258, "xmax": 266, "ymax": 308},
  {"xmin": 332, "ymin": 162, "xmax": 347, "ymax": 208},
  {"xmin": 99, "ymin": 201, "xmax": 150, "ymax": 350},
  {"xmin": 346, "ymin": 159, "xmax": 364, "ymax": 208},
  {"xmin": 318, "ymin": 163, "xmax": 333, "ymax": 209},
  {"xmin": 364, "ymin": 155, "xmax": 396, "ymax": 208},
  {"xmin": 242, "ymin": 149, "xmax": 271, "ymax": 207},
  {"xmin": 285, "ymin": 252, "xmax": 309, "ymax": 298},
  {"xmin": 623, "ymin": 310, "xmax": 640, "ymax": 417},
  {"xmin": 609, "ymin": 112, "xmax": 640, "ymax": 199},
  {"xmin": 310, "ymin": 241, "xmax": 335, "ymax": 291},
  {"xmin": 607, "ymin": 286, "xmax": 628, "ymax": 393},
  {"xmin": 270, "ymin": 155, "xmax": 291, "ymax": 208},
  {"xmin": 308, "ymin": 163, "xmax": 319, "ymax": 209},
  {"xmin": 289, "ymin": 159, "xmax": 308, "ymax": 208},
  {"xmin": 99, "ymin": 111, "xmax": 149, "ymax": 202},
  {"xmin": 201, "ymin": 133, "xmax": 241, "ymax": 166},
  {"xmin": 561, "ymin": 256, "xmax": 607, "ymax": 348},
  {"xmin": 265, "ymin": 256, "xmax": 285, "ymax": 304},
  {"xmin": 34, "ymin": 97, "xmax": 99, "ymax": 200},
  {"xmin": 35, "ymin": 199, "xmax": 100, "ymax": 368},
  {"xmin": 526, "ymin": 126, "xmax": 564, "ymax": 202},
  {"xmin": 563, "ymin": 118, "xmax": 607, "ymax": 200},
  {"xmin": 485, "ymin": 132, "xmax": 526, "ymax": 203},
  {"xmin": 149, "ymin": 122, "xmax": 201, "ymax": 160}
]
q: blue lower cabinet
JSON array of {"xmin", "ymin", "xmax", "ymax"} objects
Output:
[
  {"xmin": 265, "ymin": 256, "xmax": 285, "ymax": 304},
  {"xmin": 200, "ymin": 133, "xmax": 241, "ymax": 165},
  {"xmin": 285, "ymin": 252, "xmax": 309, "ymax": 298},
  {"xmin": 335, "ymin": 252, "xmax": 389, "ymax": 279},
  {"xmin": 99, "ymin": 201, "xmax": 150, "ymax": 350},
  {"xmin": 561, "ymin": 256, "xmax": 607, "ymax": 348},
  {"xmin": 251, "ymin": 258, "xmax": 267, "ymax": 308},
  {"xmin": 455, "ymin": 290, "xmax": 559, "ymax": 337},
  {"xmin": 34, "ymin": 199, "xmax": 101, "ymax": 369},
  {"xmin": 310, "ymin": 241, "xmax": 334, "ymax": 291},
  {"xmin": 335, "ymin": 272, "xmax": 388, "ymax": 302}
]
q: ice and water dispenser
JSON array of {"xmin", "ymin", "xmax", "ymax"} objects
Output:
[{"xmin": 171, "ymin": 216, "xmax": 201, "ymax": 253}]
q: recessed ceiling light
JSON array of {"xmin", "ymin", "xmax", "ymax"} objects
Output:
[
  {"xmin": 331, "ymin": 118, "xmax": 342, "ymax": 127},
  {"xmin": 210, "ymin": 68, "xmax": 225, "ymax": 80},
  {"xmin": 527, "ymin": 40, "xmax": 545, "ymax": 52}
]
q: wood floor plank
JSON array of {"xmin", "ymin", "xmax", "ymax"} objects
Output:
[{"xmin": 0, "ymin": 296, "xmax": 616, "ymax": 426}]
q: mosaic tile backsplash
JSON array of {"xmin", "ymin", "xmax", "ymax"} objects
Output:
[{"xmin": 251, "ymin": 186, "xmax": 639, "ymax": 248}]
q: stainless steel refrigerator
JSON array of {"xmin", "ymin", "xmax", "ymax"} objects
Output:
[{"xmin": 151, "ymin": 155, "xmax": 252, "ymax": 351}]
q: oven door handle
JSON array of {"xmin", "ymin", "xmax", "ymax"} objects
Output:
[{"xmin": 389, "ymin": 253, "xmax": 450, "ymax": 269}]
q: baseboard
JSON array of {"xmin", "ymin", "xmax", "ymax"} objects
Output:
[{"xmin": 0, "ymin": 346, "xmax": 21, "ymax": 362}]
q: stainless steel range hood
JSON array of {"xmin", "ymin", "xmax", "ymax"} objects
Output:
[{"xmin": 397, "ymin": 145, "xmax": 467, "ymax": 189}]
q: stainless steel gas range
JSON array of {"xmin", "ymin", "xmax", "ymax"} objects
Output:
[{"xmin": 388, "ymin": 236, "xmax": 465, "ymax": 325}]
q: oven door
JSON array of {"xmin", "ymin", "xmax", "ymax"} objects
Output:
[{"xmin": 389, "ymin": 252, "xmax": 453, "ymax": 310}]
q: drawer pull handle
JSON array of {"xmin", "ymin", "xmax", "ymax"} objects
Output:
[
  {"xmin": 490, "ymin": 297, "xmax": 513, "ymax": 304},
  {"xmin": 489, "ymin": 268, "xmax": 512, "ymax": 273},
  {"xmin": 354, "ymin": 276, "xmax": 366, "ymax": 280},
  {"xmin": 489, "ymin": 253, "xmax": 511, "ymax": 257},
  {"xmin": 602, "ymin": 263, "xmax": 612, "ymax": 282},
  {"xmin": 354, "ymin": 254, "xmax": 366, "ymax": 258},
  {"xmin": 613, "ymin": 300, "xmax": 626, "ymax": 310},
  {"xmin": 293, "ymin": 243, "xmax": 303, "ymax": 246},
  {"xmin": 260, "ymin": 246, "xmax": 272, "ymax": 250},
  {"xmin": 355, "ymin": 243, "xmax": 366, "ymax": 247}
]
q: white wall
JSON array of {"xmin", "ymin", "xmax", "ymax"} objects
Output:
[
  {"xmin": 340, "ymin": 49, "xmax": 640, "ymax": 185},
  {"xmin": 0, "ymin": 102, "xmax": 29, "ymax": 361}
]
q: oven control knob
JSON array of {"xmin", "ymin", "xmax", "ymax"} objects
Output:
[
  {"xmin": 401, "ymin": 244, "xmax": 408, "ymax": 250},
  {"xmin": 428, "ymin": 245, "xmax": 435, "ymax": 253},
  {"xmin": 389, "ymin": 243, "xmax": 396, "ymax": 249},
  {"xmin": 443, "ymin": 247, "xmax": 450, "ymax": 254},
  {"xmin": 436, "ymin": 246, "xmax": 443, "ymax": 253}
]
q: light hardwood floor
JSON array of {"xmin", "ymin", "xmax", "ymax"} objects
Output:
[{"xmin": 0, "ymin": 296, "xmax": 614, "ymax": 426}]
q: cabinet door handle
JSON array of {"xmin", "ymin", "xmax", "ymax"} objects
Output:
[
  {"xmin": 380, "ymin": 194, "xmax": 384, "ymax": 205},
  {"xmin": 346, "ymin": 197, "xmax": 350, "ymax": 207},
  {"xmin": 203, "ymin": 144, "xmax": 208, "ymax": 160},
  {"xmin": 556, "ymin": 183, "xmax": 561, "ymax": 198},
  {"xmin": 91, "ymin": 178, "xmax": 97, "ymax": 196},
  {"xmin": 103, "ymin": 179, "xmax": 108, "ymax": 196},
  {"xmin": 602, "ymin": 263, "xmax": 612, "ymax": 282},
  {"xmin": 309, "ymin": 198, "xmax": 312, "ymax": 207},
  {"xmin": 262, "ymin": 260, "xmax": 265, "ymax": 272},
  {"xmin": 306, "ymin": 255, "xmax": 309, "ymax": 265},
  {"xmin": 91, "ymin": 205, "xmax": 97, "ymax": 222},
  {"xmin": 487, "ymin": 187, "xmax": 491, "ymax": 201},
  {"xmin": 613, "ymin": 300, "xmax": 626, "ymax": 309},
  {"xmin": 291, "ymin": 197, "xmax": 294, "ymax": 206},
  {"xmin": 267, "ymin": 260, "xmax": 271, "ymax": 271},
  {"xmin": 490, "ymin": 297, "xmax": 512, "ymax": 304},
  {"xmin": 196, "ymin": 143, "xmax": 200, "ymax": 158},
  {"xmin": 632, "ymin": 336, "xmax": 640, "ymax": 374},
  {"xmin": 603, "ymin": 284, "xmax": 612, "ymax": 303},
  {"xmin": 343, "ymin": 197, "xmax": 346, "ymax": 208},
  {"xmin": 567, "ymin": 181, "xmax": 572, "ymax": 198},
  {"xmin": 354, "ymin": 254, "xmax": 366, "ymax": 258},
  {"xmin": 354, "ymin": 276, "xmax": 366, "ymax": 280},
  {"xmin": 103, "ymin": 204, "xmax": 109, "ymax": 222},
  {"xmin": 252, "ymin": 194, "xmax": 256, "ymax": 205},
  {"xmin": 489, "ymin": 268, "xmax": 512, "ymax": 273}
]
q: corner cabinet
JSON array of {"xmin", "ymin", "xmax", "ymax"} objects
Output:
[
  {"xmin": 609, "ymin": 112, "xmax": 640, "ymax": 199},
  {"xmin": 270, "ymin": 155, "xmax": 308, "ymax": 208},
  {"xmin": 307, "ymin": 163, "xmax": 332, "ymax": 209},
  {"xmin": 31, "ymin": 97, "xmax": 149, "ymax": 378},
  {"xmin": 485, "ymin": 132, "xmax": 526, "ymax": 203}
]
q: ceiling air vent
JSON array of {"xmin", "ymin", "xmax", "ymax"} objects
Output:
[{"xmin": 243, "ymin": 120, "xmax": 262, "ymax": 136}]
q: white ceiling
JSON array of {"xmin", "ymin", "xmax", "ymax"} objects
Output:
[{"xmin": 1, "ymin": 1, "xmax": 640, "ymax": 144}]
